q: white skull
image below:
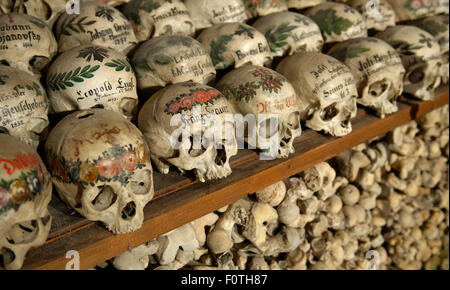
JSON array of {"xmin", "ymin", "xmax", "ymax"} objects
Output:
[
  {"xmin": 81, "ymin": 0, "xmax": 131, "ymax": 6},
  {"xmin": 138, "ymin": 82, "xmax": 238, "ymax": 182},
  {"xmin": 435, "ymin": 0, "xmax": 449, "ymax": 14},
  {"xmin": 277, "ymin": 52, "xmax": 358, "ymax": 137},
  {"xmin": 122, "ymin": 0, "xmax": 195, "ymax": 43},
  {"xmin": 46, "ymin": 45, "xmax": 138, "ymax": 120},
  {"xmin": 385, "ymin": 0, "xmax": 436, "ymax": 22},
  {"xmin": 376, "ymin": 25, "xmax": 442, "ymax": 101},
  {"xmin": 0, "ymin": 13, "xmax": 57, "ymax": 75},
  {"xmin": 45, "ymin": 109, "xmax": 154, "ymax": 234},
  {"xmin": 0, "ymin": 0, "xmax": 12, "ymax": 14},
  {"xmin": 252, "ymin": 12, "xmax": 324, "ymax": 58},
  {"xmin": 11, "ymin": 0, "xmax": 67, "ymax": 28},
  {"xmin": 243, "ymin": 0, "xmax": 288, "ymax": 18},
  {"xmin": 54, "ymin": 2, "xmax": 137, "ymax": 54},
  {"xmin": 0, "ymin": 134, "xmax": 52, "ymax": 270},
  {"xmin": 347, "ymin": 0, "xmax": 396, "ymax": 31},
  {"xmin": 0, "ymin": 65, "xmax": 50, "ymax": 149},
  {"xmin": 410, "ymin": 15, "xmax": 449, "ymax": 84},
  {"xmin": 216, "ymin": 65, "xmax": 302, "ymax": 159},
  {"xmin": 286, "ymin": 0, "xmax": 326, "ymax": 10},
  {"xmin": 198, "ymin": 23, "xmax": 272, "ymax": 71},
  {"xmin": 184, "ymin": 0, "xmax": 248, "ymax": 31},
  {"xmin": 328, "ymin": 37, "xmax": 405, "ymax": 118},
  {"xmin": 304, "ymin": 2, "xmax": 368, "ymax": 44},
  {"xmin": 131, "ymin": 35, "xmax": 216, "ymax": 91}
]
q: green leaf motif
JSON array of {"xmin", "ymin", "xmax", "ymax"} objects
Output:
[
  {"xmin": 47, "ymin": 65, "xmax": 100, "ymax": 91},
  {"xmin": 265, "ymin": 22, "xmax": 298, "ymax": 53},
  {"xmin": 105, "ymin": 59, "xmax": 132, "ymax": 72},
  {"xmin": 123, "ymin": 0, "xmax": 162, "ymax": 24},
  {"xmin": 210, "ymin": 34, "xmax": 235, "ymax": 69},
  {"xmin": 59, "ymin": 16, "xmax": 96, "ymax": 37},
  {"xmin": 309, "ymin": 9, "xmax": 353, "ymax": 37},
  {"xmin": 417, "ymin": 19, "xmax": 447, "ymax": 37}
]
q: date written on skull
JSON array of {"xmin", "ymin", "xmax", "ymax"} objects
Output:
[{"xmin": 75, "ymin": 77, "xmax": 135, "ymax": 102}]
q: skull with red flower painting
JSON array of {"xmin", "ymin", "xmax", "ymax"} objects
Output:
[
  {"xmin": 0, "ymin": 134, "xmax": 52, "ymax": 270},
  {"xmin": 138, "ymin": 82, "xmax": 238, "ymax": 182},
  {"xmin": 385, "ymin": 0, "xmax": 436, "ymax": 22},
  {"xmin": 44, "ymin": 109, "xmax": 154, "ymax": 234}
]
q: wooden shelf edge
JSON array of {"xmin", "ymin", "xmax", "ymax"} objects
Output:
[{"xmin": 22, "ymin": 88, "xmax": 449, "ymax": 270}]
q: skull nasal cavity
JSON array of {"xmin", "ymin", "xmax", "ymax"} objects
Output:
[
  {"xmin": 121, "ymin": 202, "xmax": 136, "ymax": 220},
  {"xmin": 92, "ymin": 186, "xmax": 117, "ymax": 211}
]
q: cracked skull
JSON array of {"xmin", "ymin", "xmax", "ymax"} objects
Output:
[
  {"xmin": 138, "ymin": 82, "xmax": 238, "ymax": 182},
  {"xmin": 44, "ymin": 109, "xmax": 154, "ymax": 235},
  {"xmin": 217, "ymin": 65, "xmax": 302, "ymax": 159},
  {"xmin": 277, "ymin": 52, "xmax": 358, "ymax": 137},
  {"xmin": 376, "ymin": 25, "xmax": 442, "ymax": 101},
  {"xmin": 328, "ymin": 37, "xmax": 405, "ymax": 118},
  {"xmin": 0, "ymin": 134, "xmax": 52, "ymax": 270},
  {"xmin": 0, "ymin": 65, "xmax": 50, "ymax": 149},
  {"xmin": 46, "ymin": 45, "xmax": 138, "ymax": 120}
]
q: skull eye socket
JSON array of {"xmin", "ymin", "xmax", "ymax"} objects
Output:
[
  {"xmin": 29, "ymin": 56, "xmax": 49, "ymax": 73},
  {"xmin": 92, "ymin": 185, "xmax": 117, "ymax": 211},
  {"xmin": 0, "ymin": 60, "xmax": 9, "ymax": 66},
  {"xmin": 0, "ymin": 127, "xmax": 9, "ymax": 134},
  {"xmin": 0, "ymin": 248, "xmax": 15, "ymax": 268},
  {"xmin": 119, "ymin": 98, "xmax": 138, "ymax": 118},
  {"xmin": 130, "ymin": 169, "xmax": 152, "ymax": 195},
  {"xmin": 369, "ymin": 80, "xmax": 389, "ymax": 97},
  {"xmin": 320, "ymin": 103, "xmax": 339, "ymax": 121},
  {"xmin": 408, "ymin": 67, "xmax": 425, "ymax": 84},
  {"xmin": 286, "ymin": 112, "xmax": 301, "ymax": 130}
]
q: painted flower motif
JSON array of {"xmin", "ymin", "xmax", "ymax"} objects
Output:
[
  {"xmin": 9, "ymin": 180, "xmax": 30, "ymax": 203},
  {"xmin": 80, "ymin": 162, "xmax": 99, "ymax": 183},
  {"xmin": 97, "ymin": 158, "xmax": 120, "ymax": 178},
  {"xmin": 208, "ymin": 90, "xmax": 220, "ymax": 98},
  {"xmin": 169, "ymin": 102, "xmax": 181, "ymax": 114},
  {"xmin": 265, "ymin": 78, "xmax": 279, "ymax": 89},
  {"xmin": 193, "ymin": 91, "xmax": 211, "ymax": 103},
  {"xmin": 0, "ymin": 187, "xmax": 9, "ymax": 207},
  {"xmin": 251, "ymin": 0, "xmax": 260, "ymax": 4},
  {"xmin": 120, "ymin": 152, "xmax": 138, "ymax": 172},
  {"xmin": 180, "ymin": 96, "xmax": 195, "ymax": 108},
  {"xmin": 137, "ymin": 144, "xmax": 149, "ymax": 164},
  {"xmin": 410, "ymin": 0, "xmax": 422, "ymax": 9},
  {"xmin": 26, "ymin": 175, "xmax": 41, "ymax": 195},
  {"xmin": 422, "ymin": 0, "xmax": 432, "ymax": 6}
]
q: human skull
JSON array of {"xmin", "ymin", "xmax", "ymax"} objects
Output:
[
  {"xmin": 184, "ymin": 0, "xmax": 248, "ymax": 31},
  {"xmin": 243, "ymin": 0, "xmax": 288, "ymax": 18},
  {"xmin": 131, "ymin": 35, "xmax": 216, "ymax": 91},
  {"xmin": 0, "ymin": 65, "xmax": 50, "ymax": 149},
  {"xmin": 54, "ymin": 2, "xmax": 137, "ymax": 54},
  {"xmin": 11, "ymin": 0, "xmax": 67, "ymax": 28},
  {"xmin": 276, "ymin": 52, "xmax": 358, "ymax": 137},
  {"xmin": 304, "ymin": 2, "xmax": 368, "ymax": 44},
  {"xmin": 385, "ymin": 0, "xmax": 436, "ymax": 22},
  {"xmin": 198, "ymin": 23, "xmax": 272, "ymax": 71},
  {"xmin": 46, "ymin": 45, "xmax": 138, "ymax": 120},
  {"xmin": 0, "ymin": 133, "xmax": 52, "ymax": 270},
  {"xmin": 0, "ymin": 13, "xmax": 57, "ymax": 75},
  {"xmin": 0, "ymin": 0, "xmax": 12, "ymax": 14},
  {"xmin": 409, "ymin": 15, "xmax": 449, "ymax": 84},
  {"xmin": 347, "ymin": 0, "xmax": 396, "ymax": 31},
  {"xmin": 435, "ymin": 0, "xmax": 449, "ymax": 14},
  {"xmin": 217, "ymin": 65, "xmax": 302, "ymax": 159},
  {"xmin": 81, "ymin": 0, "xmax": 131, "ymax": 6},
  {"xmin": 376, "ymin": 25, "xmax": 442, "ymax": 101},
  {"xmin": 45, "ymin": 109, "xmax": 154, "ymax": 234},
  {"xmin": 328, "ymin": 37, "xmax": 405, "ymax": 118},
  {"xmin": 286, "ymin": 0, "xmax": 326, "ymax": 10},
  {"xmin": 252, "ymin": 12, "xmax": 323, "ymax": 59},
  {"xmin": 138, "ymin": 82, "xmax": 237, "ymax": 182},
  {"xmin": 122, "ymin": 0, "xmax": 195, "ymax": 43}
]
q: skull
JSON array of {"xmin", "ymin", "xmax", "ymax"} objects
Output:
[
  {"xmin": 11, "ymin": 0, "xmax": 67, "ymax": 28},
  {"xmin": 0, "ymin": 0, "xmax": 12, "ymax": 14},
  {"xmin": 243, "ymin": 0, "xmax": 288, "ymax": 18},
  {"xmin": 304, "ymin": 2, "xmax": 368, "ymax": 44},
  {"xmin": 137, "ymin": 82, "xmax": 238, "ymax": 182},
  {"xmin": 197, "ymin": 23, "xmax": 272, "ymax": 71},
  {"xmin": 81, "ymin": 0, "xmax": 131, "ymax": 6},
  {"xmin": 46, "ymin": 45, "xmax": 138, "ymax": 120},
  {"xmin": 0, "ymin": 134, "xmax": 52, "ymax": 270},
  {"xmin": 184, "ymin": 0, "xmax": 248, "ymax": 31},
  {"xmin": 131, "ymin": 35, "xmax": 216, "ymax": 91},
  {"xmin": 347, "ymin": 0, "xmax": 396, "ymax": 31},
  {"xmin": 252, "ymin": 12, "xmax": 324, "ymax": 59},
  {"xmin": 54, "ymin": 2, "xmax": 137, "ymax": 54},
  {"xmin": 122, "ymin": 0, "xmax": 195, "ymax": 43},
  {"xmin": 286, "ymin": 0, "xmax": 326, "ymax": 10},
  {"xmin": 276, "ymin": 52, "xmax": 358, "ymax": 137},
  {"xmin": 0, "ymin": 13, "xmax": 57, "ymax": 75},
  {"xmin": 385, "ymin": 0, "xmax": 436, "ymax": 22},
  {"xmin": 0, "ymin": 65, "xmax": 50, "ymax": 149},
  {"xmin": 376, "ymin": 25, "xmax": 442, "ymax": 101},
  {"xmin": 435, "ymin": 0, "xmax": 449, "ymax": 14},
  {"xmin": 328, "ymin": 37, "xmax": 406, "ymax": 118},
  {"xmin": 45, "ymin": 109, "xmax": 154, "ymax": 234},
  {"xmin": 409, "ymin": 15, "xmax": 449, "ymax": 84},
  {"xmin": 216, "ymin": 65, "xmax": 302, "ymax": 159}
]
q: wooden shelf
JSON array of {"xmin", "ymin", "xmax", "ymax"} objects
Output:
[{"xmin": 22, "ymin": 87, "xmax": 449, "ymax": 270}]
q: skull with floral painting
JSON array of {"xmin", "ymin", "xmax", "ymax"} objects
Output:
[
  {"xmin": 286, "ymin": 0, "xmax": 326, "ymax": 10},
  {"xmin": 385, "ymin": 0, "xmax": 436, "ymax": 22},
  {"xmin": 243, "ymin": 0, "xmax": 288, "ymax": 19}
]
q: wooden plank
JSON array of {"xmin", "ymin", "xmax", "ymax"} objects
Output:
[{"xmin": 22, "ymin": 87, "xmax": 449, "ymax": 270}]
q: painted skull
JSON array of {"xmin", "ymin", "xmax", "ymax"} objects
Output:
[
  {"xmin": 328, "ymin": 37, "xmax": 405, "ymax": 118},
  {"xmin": 347, "ymin": 0, "xmax": 396, "ymax": 31},
  {"xmin": 277, "ymin": 52, "xmax": 358, "ymax": 137},
  {"xmin": 286, "ymin": 0, "xmax": 326, "ymax": 10},
  {"xmin": 0, "ymin": 65, "xmax": 49, "ymax": 149},
  {"xmin": 376, "ymin": 25, "xmax": 442, "ymax": 101},
  {"xmin": 122, "ymin": 0, "xmax": 195, "ymax": 43},
  {"xmin": 252, "ymin": 11, "xmax": 324, "ymax": 58},
  {"xmin": 217, "ymin": 65, "xmax": 302, "ymax": 159},
  {"xmin": 54, "ymin": 2, "xmax": 137, "ymax": 54},
  {"xmin": 184, "ymin": 0, "xmax": 248, "ymax": 31},
  {"xmin": 435, "ymin": 0, "xmax": 449, "ymax": 14},
  {"xmin": 385, "ymin": 0, "xmax": 436, "ymax": 22},
  {"xmin": 198, "ymin": 23, "xmax": 272, "ymax": 71},
  {"xmin": 11, "ymin": 0, "xmax": 67, "ymax": 28},
  {"xmin": 46, "ymin": 45, "xmax": 138, "ymax": 120},
  {"xmin": 243, "ymin": 0, "xmax": 288, "ymax": 18},
  {"xmin": 131, "ymin": 35, "xmax": 216, "ymax": 91},
  {"xmin": 45, "ymin": 109, "xmax": 154, "ymax": 234},
  {"xmin": 0, "ymin": 133, "xmax": 52, "ymax": 270},
  {"xmin": 305, "ymin": 2, "xmax": 368, "ymax": 44},
  {"xmin": 138, "ymin": 82, "xmax": 238, "ymax": 182},
  {"xmin": 0, "ymin": 13, "xmax": 57, "ymax": 75}
]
